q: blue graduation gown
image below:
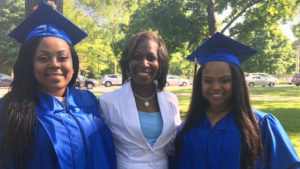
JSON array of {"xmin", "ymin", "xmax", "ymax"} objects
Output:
[
  {"xmin": 0, "ymin": 86, "xmax": 116, "ymax": 169},
  {"xmin": 176, "ymin": 110, "xmax": 300, "ymax": 169}
]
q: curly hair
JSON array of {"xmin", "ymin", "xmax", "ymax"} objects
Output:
[
  {"xmin": 0, "ymin": 37, "xmax": 79, "ymax": 169},
  {"xmin": 175, "ymin": 63, "xmax": 263, "ymax": 168},
  {"xmin": 119, "ymin": 31, "xmax": 168, "ymax": 91}
]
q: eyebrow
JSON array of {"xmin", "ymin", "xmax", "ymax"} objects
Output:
[
  {"xmin": 36, "ymin": 49, "xmax": 68, "ymax": 54},
  {"xmin": 203, "ymin": 74, "xmax": 231, "ymax": 78}
]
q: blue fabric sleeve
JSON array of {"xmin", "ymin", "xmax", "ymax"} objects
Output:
[
  {"xmin": 98, "ymin": 122, "xmax": 117, "ymax": 169},
  {"xmin": 77, "ymin": 88, "xmax": 117, "ymax": 169},
  {"xmin": 168, "ymin": 122, "xmax": 183, "ymax": 169},
  {"xmin": 259, "ymin": 113, "xmax": 300, "ymax": 169},
  {"xmin": 0, "ymin": 98, "xmax": 2, "ymax": 146}
]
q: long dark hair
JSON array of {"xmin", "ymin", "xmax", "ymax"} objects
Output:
[
  {"xmin": 175, "ymin": 63, "xmax": 263, "ymax": 168},
  {"xmin": 0, "ymin": 37, "xmax": 79, "ymax": 169},
  {"xmin": 119, "ymin": 31, "xmax": 169, "ymax": 91}
]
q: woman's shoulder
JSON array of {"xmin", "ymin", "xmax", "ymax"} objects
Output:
[
  {"xmin": 160, "ymin": 90, "xmax": 177, "ymax": 97},
  {"xmin": 252, "ymin": 108, "xmax": 287, "ymax": 137},
  {"xmin": 252, "ymin": 108, "xmax": 278, "ymax": 125},
  {"xmin": 68, "ymin": 86, "xmax": 97, "ymax": 104},
  {"xmin": 98, "ymin": 86, "xmax": 123, "ymax": 101},
  {"xmin": 98, "ymin": 83, "xmax": 129, "ymax": 101},
  {"xmin": 159, "ymin": 90, "xmax": 178, "ymax": 102}
]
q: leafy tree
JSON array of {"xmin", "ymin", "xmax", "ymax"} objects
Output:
[
  {"xmin": 25, "ymin": 0, "xmax": 63, "ymax": 16},
  {"xmin": 0, "ymin": 0, "xmax": 24, "ymax": 74},
  {"xmin": 122, "ymin": 0, "xmax": 299, "ymax": 74},
  {"xmin": 169, "ymin": 50, "xmax": 194, "ymax": 78},
  {"xmin": 292, "ymin": 22, "xmax": 300, "ymax": 46},
  {"xmin": 293, "ymin": 23, "xmax": 300, "ymax": 40},
  {"xmin": 63, "ymin": 0, "xmax": 123, "ymax": 79},
  {"xmin": 241, "ymin": 25, "xmax": 295, "ymax": 74},
  {"xmin": 77, "ymin": 0, "xmax": 143, "ymax": 75}
]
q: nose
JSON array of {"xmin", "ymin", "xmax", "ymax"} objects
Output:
[
  {"xmin": 140, "ymin": 57, "xmax": 149, "ymax": 67},
  {"xmin": 49, "ymin": 57, "xmax": 60, "ymax": 69},
  {"xmin": 211, "ymin": 82, "xmax": 221, "ymax": 91}
]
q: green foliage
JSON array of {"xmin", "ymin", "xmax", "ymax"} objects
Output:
[
  {"xmin": 292, "ymin": 22, "xmax": 300, "ymax": 41},
  {"xmin": 0, "ymin": 0, "xmax": 24, "ymax": 74},
  {"xmin": 123, "ymin": 0, "xmax": 299, "ymax": 74},
  {"xmin": 241, "ymin": 25, "xmax": 295, "ymax": 74},
  {"xmin": 1, "ymin": 0, "xmax": 299, "ymax": 76},
  {"xmin": 169, "ymin": 51, "xmax": 194, "ymax": 78},
  {"xmin": 76, "ymin": 0, "xmax": 142, "ymax": 77},
  {"xmin": 64, "ymin": 0, "xmax": 117, "ymax": 79},
  {"xmin": 124, "ymin": 0, "xmax": 208, "ymax": 54}
]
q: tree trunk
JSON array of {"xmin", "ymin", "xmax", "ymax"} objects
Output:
[
  {"xmin": 25, "ymin": 0, "xmax": 63, "ymax": 16},
  {"xmin": 113, "ymin": 62, "xmax": 117, "ymax": 74},
  {"xmin": 207, "ymin": 0, "xmax": 216, "ymax": 36}
]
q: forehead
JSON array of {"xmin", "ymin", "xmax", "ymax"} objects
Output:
[
  {"xmin": 135, "ymin": 39, "xmax": 158, "ymax": 51},
  {"xmin": 202, "ymin": 61, "xmax": 231, "ymax": 76},
  {"xmin": 37, "ymin": 36, "xmax": 70, "ymax": 49}
]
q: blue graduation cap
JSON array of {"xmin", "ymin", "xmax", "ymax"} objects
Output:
[
  {"xmin": 187, "ymin": 32, "xmax": 257, "ymax": 66},
  {"xmin": 8, "ymin": 0, "xmax": 87, "ymax": 45}
]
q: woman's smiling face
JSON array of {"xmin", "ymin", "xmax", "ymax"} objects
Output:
[
  {"xmin": 129, "ymin": 39, "xmax": 159, "ymax": 87},
  {"xmin": 33, "ymin": 36, "xmax": 73, "ymax": 96},
  {"xmin": 201, "ymin": 61, "xmax": 233, "ymax": 110}
]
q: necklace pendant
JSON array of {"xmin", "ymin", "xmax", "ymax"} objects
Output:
[{"xmin": 144, "ymin": 100, "xmax": 150, "ymax": 107}]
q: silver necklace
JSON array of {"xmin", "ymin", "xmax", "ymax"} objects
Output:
[{"xmin": 133, "ymin": 92, "xmax": 156, "ymax": 107}]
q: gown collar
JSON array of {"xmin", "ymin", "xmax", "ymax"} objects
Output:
[
  {"xmin": 201, "ymin": 111, "xmax": 237, "ymax": 130},
  {"xmin": 36, "ymin": 86, "xmax": 78, "ymax": 112}
]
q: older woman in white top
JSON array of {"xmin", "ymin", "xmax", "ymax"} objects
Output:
[{"xmin": 98, "ymin": 31, "xmax": 181, "ymax": 169}]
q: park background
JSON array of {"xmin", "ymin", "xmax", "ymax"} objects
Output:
[
  {"xmin": 1, "ymin": 0, "xmax": 300, "ymax": 78},
  {"xmin": 0, "ymin": 0, "xmax": 300, "ymax": 156}
]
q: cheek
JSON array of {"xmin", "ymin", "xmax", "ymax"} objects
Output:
[
  {"xmin": 66, "ymin": 64, "xmax": 74, "ymax": 77},
  {"xmin": 128, "ymin": 61, "xmax": 137, "ymax": 72},
  {"xmin": 32, "ymin": 62, "xmax": 44, "ymax": 76}
]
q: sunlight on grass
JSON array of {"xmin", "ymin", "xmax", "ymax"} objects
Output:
[
  {"xmin": 165, "ymin": 86, "xmax": 192, "ymax": 94},
  {"xmin": 166, "ymin": 86, "xmax": 300, "ymax": 97},
  {"xmin": 248, "ymin": 86, "xmax": 300, "ymax": 97}
]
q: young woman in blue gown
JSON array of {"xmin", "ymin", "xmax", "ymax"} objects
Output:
[
  {"xmin": 174, "ymin": 32, "xmax": 300, "ymax": 169},
  {"xmin": 0, "ymin": 1, "xmax": 116, "ymax": 169}
]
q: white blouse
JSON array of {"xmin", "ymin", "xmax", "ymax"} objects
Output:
[{"xmin": 98, "ymin": 81, "xmax": 181, "ymax": 169}]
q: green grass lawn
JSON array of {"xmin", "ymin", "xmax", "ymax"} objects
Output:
[
  {"xmin": 248, "ymin": 86, "xmax": 300, "ymax": 97},
  {"xmin": 167, "ymin": 85, "xmax": 300, "ymax": 97}
]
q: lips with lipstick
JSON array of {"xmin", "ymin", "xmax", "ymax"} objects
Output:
[
  {"xmin": 134, "ymin": 70, "xmax": 154, "ymax": 79},
  {"xmin": 210, "ymin": 93, "xmax": 224, "ymax": 100},
  {"xmin": 46, "ymin": 73, "xmax": 65, "ymax": 80}
]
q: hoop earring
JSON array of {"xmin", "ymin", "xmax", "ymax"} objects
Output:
[
  {"xmin": 126, "ymin": 69, "xmax": 133, "ymax": 81},
  {"xmin": 153, "ymin": 79, "xmax": 158, "ymax": 90},
  {"xmin": 154, "ymin": 72, "xmax": 161, "ymax": 90}
]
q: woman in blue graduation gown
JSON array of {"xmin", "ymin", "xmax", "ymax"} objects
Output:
[
  {"xmin": 0, "ymin": 1, "xmax": 116, "ymax": 169},
  {"xmin": 174, "ymin": 32, "xmax": 300, "ymax": 169}
]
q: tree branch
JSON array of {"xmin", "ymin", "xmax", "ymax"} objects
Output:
[
  {"xmin": 220, "ymin": 0, "xmax": 263, "ymax": 34},
  {"xmin": 228, "ymin": 19, "xmax": 260, "ymax": 37}
]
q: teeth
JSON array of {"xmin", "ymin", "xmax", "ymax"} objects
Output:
[
  {"xmin": 138, "ymin": 72, "xmax": 149, "ymax": 76},
  {"xmin": 212, "ymin": 94, "xmax": 221, "ymax": 96}
]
